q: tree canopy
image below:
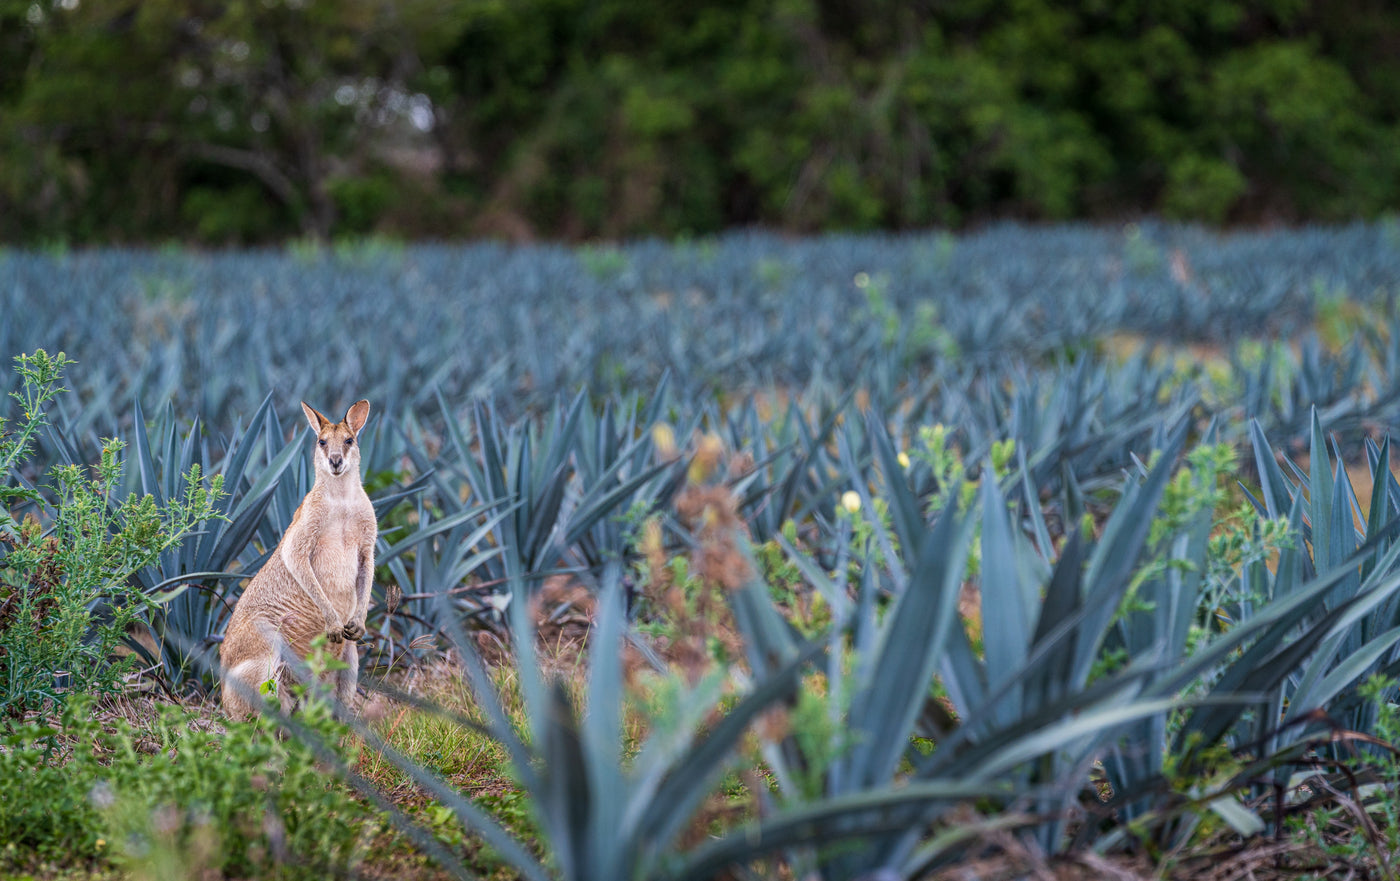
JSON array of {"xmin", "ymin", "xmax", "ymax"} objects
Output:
[{"xmin": 2, "ymin": 0, "xmax": 1397, "ymax": 243}]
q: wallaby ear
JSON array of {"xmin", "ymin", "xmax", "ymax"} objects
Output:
[
  {"xmin": 345, "ymin": 399, "xmax": 370, "ymax": 435},
  {"xmin": 302, "ymin": 402, "xmax": 330, "ymax": 433}
]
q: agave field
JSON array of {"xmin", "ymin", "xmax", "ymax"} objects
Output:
[{"xmin": 5, "ymin": 222, "xmax": 1400, "ymax": 878}]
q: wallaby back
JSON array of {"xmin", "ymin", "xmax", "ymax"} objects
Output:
[{"xmin": 220, "ymin": 399, "xmax": 377, "ymax": 717}]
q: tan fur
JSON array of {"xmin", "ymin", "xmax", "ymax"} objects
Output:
[{"xmin": 220, "ymin": 399, "xmax": 376, "ymax": 718}]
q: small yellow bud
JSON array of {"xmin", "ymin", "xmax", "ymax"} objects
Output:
[
  {"xmin": 651, "ymin": 422, "xmax": 677, "ymax": 459},
  {"xmin": 641, "ymin": 518, "xmax": 663, "ymax": 560},
  {"xmin": 95, "ymin": 839, "xmax": 106, "ymax": 849},
  {"xmin": 841, "ymin": 491, "xmax": 862, "ymax": 513},
  {"xmin": 689, "ymin": 433, "xmax": 725, "ymax": 484},
  {"xmin": 897, "ymin": 451, "xmax": 911, "ymax": 470}
]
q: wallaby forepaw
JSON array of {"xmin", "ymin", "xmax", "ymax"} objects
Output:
[
  {"xmin": 342, "ymin": 621, "xmax": 365, "ymax": 641},
  {"xmin": 326, "ymin": 628, "xmax": 345, "ymax": 645}
]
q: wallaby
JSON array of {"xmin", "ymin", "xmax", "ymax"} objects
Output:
[{"xmin": 220, "ymin": 399, "xmax": 376, "ymax": 718}]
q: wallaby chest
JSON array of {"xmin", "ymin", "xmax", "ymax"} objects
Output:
[{"xmin": 304, "ymin": 490, "xmax": 373, "ymax": 601}]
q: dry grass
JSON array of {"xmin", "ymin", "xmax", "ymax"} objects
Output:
[{"xmin": 358, "ymin": 658, "xmax": 520, "ymax": 790}]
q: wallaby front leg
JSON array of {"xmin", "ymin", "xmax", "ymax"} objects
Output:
[
  {"xmin": 281, "ymin": 542, "xmax": 344, "ymax": 643},
  {"xmin": 342, "ymin": 543, "xmax": 374, "ymax": 642}
]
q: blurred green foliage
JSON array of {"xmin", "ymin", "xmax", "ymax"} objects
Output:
[
  {"xmin": 0, "ymin": 696, "xmax": 375, "ymax": 878},
  {"xmin": 1, "ymin": 0, "xmax": 1397, "ymax": 243}
]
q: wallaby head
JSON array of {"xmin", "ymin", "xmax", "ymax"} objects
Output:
[{"xmin": 302, "ymin": 399, "xmax": 370, "ymax": 479}]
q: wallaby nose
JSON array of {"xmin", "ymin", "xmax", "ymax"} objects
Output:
[{"xmin": 329, "ymin": 454, "xmax": 343, "ymax": 469}]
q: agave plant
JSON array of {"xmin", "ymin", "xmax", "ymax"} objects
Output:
[
  {"xmin": 372, "ymin": 493, "xmax": 514, "ymax": 664},
  {"xmin": 1233, "ymin": 412, "xmax": 1400, "ymax": 767},
  {"xmin": 1031, "ymin": 409, "xmax": 1400, "ymax": 855},
  {"xmin": 431, "ymin": 390, "xmax": 687, "ymax": 599},
  {"xmin": 1232, "ymin": 334, "xmax": 1379, "ymax": 444},
  {"xmin": 732, "ymin": 417, "xmax": 1191, "ymax": 877},
  {"xmin": 558, "ymin": 384, "xmax": 690, "ymax": 576},
  {"xmin": 715, "ymin": 392, "xmax": 850, "ymax": 545}
]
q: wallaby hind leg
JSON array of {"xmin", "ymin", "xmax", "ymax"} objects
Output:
[
  {"xmin": 334, "ymin": 639, "xmax": 360, "ymax": 711},
  {"xmin": 221, "ymin": 622, "xmax": 280, "ymax": 719},
  {"xmin": 222, "ymin": 655, "xmax": 278, "ymax": 719}
]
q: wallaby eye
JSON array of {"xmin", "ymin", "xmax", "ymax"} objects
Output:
[
  {"xmin": 344, "ymin": 438, "xmax": 353, "ymax": 446},
  {"xmin": 318, "ymin": 439, "xmax": 327, "ymax": 447}
]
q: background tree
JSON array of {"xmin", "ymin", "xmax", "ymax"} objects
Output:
[{"xmin": 1, "ymin": 0, "xmax": 1397, "ymax": 243}]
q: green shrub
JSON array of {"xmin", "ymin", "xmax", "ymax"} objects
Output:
[
  {"xmin": 0, "ymin": 350, "xmax": 224, "ymax": 718},
  {"xmin": 327, "ymin": 172, "xmax": 397, "ymax": 235},
  {"xmin": 1162, "ymin": 154, "xmax": 1248, "ymax": 224},
  {"xmin": 179, "ymin": 184, "xmax": 287, "ymax": 243},
  {"xmin": 1285, "ymin": 675, "xmax": 1400, "ymax": 871},
  {"xmin": 0, "ymin": 695, "xmax": 378, "ymax": 877}
]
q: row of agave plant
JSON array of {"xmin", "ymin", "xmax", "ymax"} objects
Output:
[
  {"xmin": 8, "ymin": 340, "xmax": 1400, "ymax": 874},
  {"xmin": 5, "ymin": 223, "xmax": 1399, "ymax": 426},
  {"xmin": 22, "ymin": 330, "xmax": 1400, "ymax": 700},
  {"xmin": 20, "ymin": 301, "xmax": 1400, "ymax": 460}
]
